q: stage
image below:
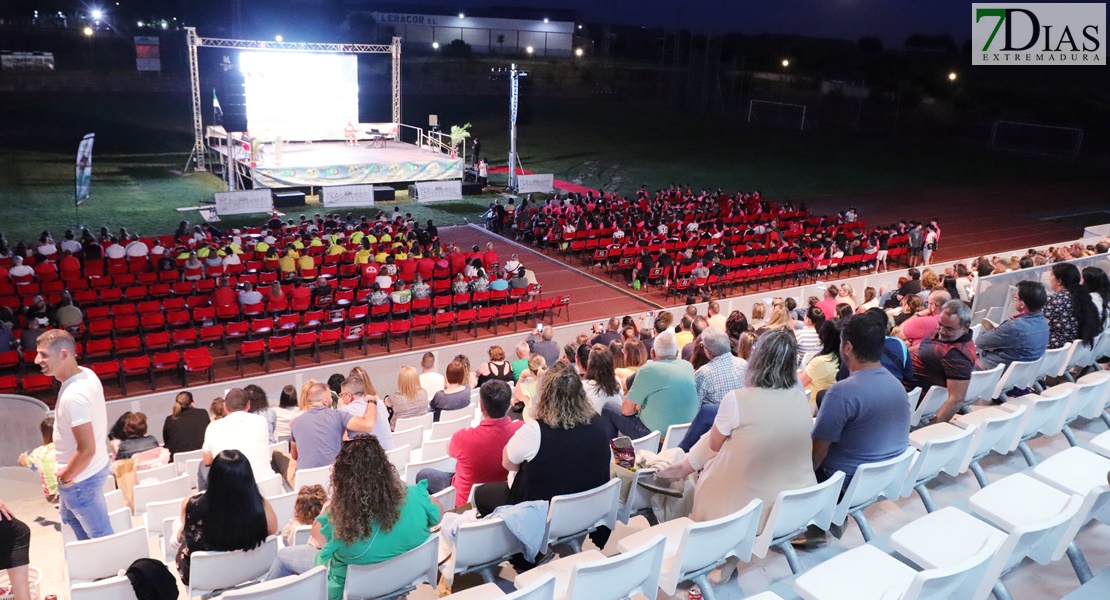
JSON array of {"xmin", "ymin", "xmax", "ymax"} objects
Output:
[{"xmin": 209, "ymin": 139, "xmax": 464, "ymax": 188}]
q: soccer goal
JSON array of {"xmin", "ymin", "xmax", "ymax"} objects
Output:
[
  {"xmin": 747, "ymin": 99, "xmax": 808, "ymax": 131},
  {"xmin": 988, "ymin": 120, "xmax": 1083, "ymax": 158}
]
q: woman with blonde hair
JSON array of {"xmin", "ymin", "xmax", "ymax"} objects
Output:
[
  {"xmin": 764, "ymin": 305, "xmax": 792, "ymax": 331},
  {"xmin": 385, "ymin": 366, "xmax": 429, "ymax": 429},
  {"xmin": 474, "ymin": 363, "xmax": 611, "ymax": 536},
  {"xmin": 837, "ymin": 284, "xmax": 857, "ymax": 310},
  {"xmin": 298, "ymin": 380, "xmax": 317, "ymax": 413},
  {"xmin": 856, "ymin": 286, "xmax": 879, "ymax": 313},
  {"xmin": 736, "ymin": 331, "xmax": 758, "ymax": 360},
  {"xmin": 512, "ymin": 354, "xmax": 547, "ymax": 419},
  {"xmin": 749, "ymin": 302, "xmax": 767, "ymax": 330}
]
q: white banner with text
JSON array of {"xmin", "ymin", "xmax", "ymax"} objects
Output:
[
  {"xmin": 415, "ymin": 180, "xmax": 463, "ymax": 202},
  {"xmin": 214, "ymin": 189, "xmax": 273, "ymax": 215},
  {"xmin": 517, "ymin": 174, "xmax": 554, "ymax": 194},
  {"xmin": 322, "ymin": 184, "xmax": 376, "ymax": 208}
]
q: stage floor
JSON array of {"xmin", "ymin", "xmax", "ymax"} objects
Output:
[{"xmin": 212, "ymin": 140, "xmax": 464, "ymax": 188}]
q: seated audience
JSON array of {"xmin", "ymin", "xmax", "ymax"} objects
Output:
[
  {"xmin": 430, "ymin": 359, "xmax": 472, "ymax": 420},
  {"xmin": 200, "ymin": 389, "xmax": 274, "ymax": 489},
  {"xmin": 280, "ymin": 484, "xmax": 328, "ymax": 547},
  {"xmin": 272, "ymin": 385, "xmax": 301, "ymax": 440},
  {"xmin": 475, "ymin": 345, "xmax": 514, "ymax": 386},
  {"xmin": 512, "ymin": 354, "xmax": 547, "ymax": 418},
  {"xmin": 176, "ymin": 450, "xmax": 278, "ymax": 585},
  {"xmin": 909, "ymin": 300, "xmax": 979, "ymax": 424},
  {"xmin": 894, "ymin": 290, "xmax": 951, "ymax": 348},
  {"xmin": 264, "ymin": 436, "xmax": 439, "ymax": 600},
  {"xmin": 288, "ymin": 381, "xmax": 381, "ymax": 473},
  {"xmin": 602, "ymin": 330, "xmax": 699, "ymax": 439},
  {"xmin": 386, "ymin": 366, "xmax": 430, "ymax": 429},
  {"xmin": 800, "ymin": 321, "xmax": 841, "ymax": 404},
  {"xmin": 583, "ymin": 344, "xmax": 624, "ymax": 415},
  {"xmin": 976, "ymin": 281, "xmax": 1049, "ymax": 371},
  {"xmin": 418, "ymin": 352, "xmax": 446, "ymax": 399},
  {"xmin": 115, "ymin": 412, "xmax": 160, "ymax": 460},
  {"xmin": 338, "ymin": 369, "xmax": 393, "ymax": 449},
  {"xmin": 1045, "ymin": 262, "xmax": 1101, "ymax": 350}
]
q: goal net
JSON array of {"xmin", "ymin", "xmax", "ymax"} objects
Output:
[
  {"xmin": 747, "ymin": 99, "xmax": 808, "ymax": 131},
  {"xmin": 988, "ymin": 121, "xmax": 1083, "ymax": 157}
]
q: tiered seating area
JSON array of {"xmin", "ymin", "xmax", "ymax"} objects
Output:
[{"xmin": 0, "ymin": 227, "xmax": 568, "ymax": 399}]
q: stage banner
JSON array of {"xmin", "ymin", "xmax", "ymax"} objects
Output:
[
  {"xmin": 517, "ymin": 174, "xmax": 554, "ymax": 194},
  {"xmin": 214, "ymin": 189, "xmax": 273, "ymax": 216},
  {"xmin": 415, "ymin": 180, "xmax": 463, "ymax": 202},
  {"xmin": 75, "ymin": 133, "xmax": 94, "ymax": 206},
  {"xmin": 134, "ymin": 36, "xmax": 161, "ymax": 72},
  {"xmin": 323, "ymin": 184, "xmax": 376, "ymax": 208},
  {"xmin": 252, "ymin": 159, "xmax": 462, "ymax": 188}
]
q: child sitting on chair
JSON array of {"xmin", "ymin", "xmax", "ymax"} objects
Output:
[{"xmin": 281, "ymin": 484, "xmax": 328, "ymax": 547}]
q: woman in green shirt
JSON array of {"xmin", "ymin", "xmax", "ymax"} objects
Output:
[{"xmin": 263, "ymin": 436, "xmax": 439, "ymax": 600}]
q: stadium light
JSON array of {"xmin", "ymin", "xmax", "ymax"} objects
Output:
[
  {"xmin": 432, "ymin": 41, "xmax": 440, "ymax": 49},
  {"xmin": 83, "ymin": 26, "xmax": 94, "ymax": 36},
  {"xmin": 575, "ymin": 48, "xmax": 584, "ymax": 57},
  {"xmin": 578, "ymin": 24, "xmax": 583, "ymax": 30},
  {"xmin": 781, "ymin": 59, "xmax": 789, "ymax": 68},
  {"xmin": 137, "ymin": 21, "xmax": 143, "ymax": 27},
  {"xmin": 91, "ymin": 8, "xmax": 104, "ymax": 21},
  {"xmin": 459, "ymin": 12, "xmax": 465, "ymax": 18},
  {"xmin": 275, "ymin": 34, "xmax": 283, "ymax": 42},
  {"xmin": 543, "ymin": 18, "xmax": 549, "ymax": 23},
  {"xmin": 948, "ymin": 71, "xmax": 958, "ymax": 81}
]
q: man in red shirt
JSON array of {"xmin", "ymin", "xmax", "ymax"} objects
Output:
[
  {"xmin": 416, "ymin": 380, "xmax": 523, "ymax": 506},
  {"xmin": 482, "ymin": 242, "xmax": 498, "ymax": 270},
  {"xmin": 59, "ymin": 251, "xmax": 82, "ymax": 277},
  {"xmin": 814, "ymin": 284, "xmax": 840, "ymax": 319},
  {"xmin": 211, "ymin": 277, "xmax": 237, "ymax": 312},
  {"xmin": 448, "ymin": 246, "xmax": 468, "ymax": 275}
]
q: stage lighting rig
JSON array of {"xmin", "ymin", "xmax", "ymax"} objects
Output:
[{"xmin": 489, "ymin": 64, "xmax": 528, "ymax": 190}]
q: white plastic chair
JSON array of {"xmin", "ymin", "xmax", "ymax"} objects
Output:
[
  {"xmin": 387, "ymin": 444, "xmax": 411, "ymax": 474},
  {"xmin": 904, "ymin": 423, "xmax": 978, "ymax": 513},
  {"xmin": 794, "ymin": 535, "xmax": 1001, "ymax": 600},
  {"xmin": 542, "ymin": 478, "xmax": 621, "ymax": 555},
  {"xmin": 215, "ymin": 564, "xmax": 328, "ymax": 600},
  {"xmin": 257, "ymin": 473, "xmax": 285, "ymax": 497},
  {"xmin": 906, "ymin": 387, "xmax": 923, "ymax": 412},
  {"xmin": 662, "ymin": 422, "xmax": 691, "ymax": 450},
  {"xmin": 391, "ymin": 426, "xmax": 424, "ymax": 451},
  {"xmin": 174, "ymin": 448, "xmax": 206, "ymax": 474},
  {"xmin": 104, "ymin": 488, "xmax": 125, "ymax": 512},
  {"xmin": 189, "ymin": 536, "xmax": 279, "ymax": 598},
  {"xmin": 964, "ymin": 363, "xmax": 1005, "ymax": 405},
  {"xmin": 447, "ymin": 575, "xmax": 553, "ymax": 599},
  {"xmin": 65, "ymin": 507, "xmax": 135, "ymax": 544},
  {"xmin": 1009, "ymin": 385, "xmax": 1073, "ymax": 466},
  {"xmin": 993, "ymin": 356, "xmax": 1046, "ymax": 400},
  {"xmin": 431, "ymin": 485, "xmax": 457, "ymax": 513},
  {"xmin": 269, "ymin": 440, "xmax": 290, "ymax": 454},
  {"xmin": 630, "ymin": 430, "xmax": 661, "ymax": 455},
  {"xmin": 1061, "ymin": 372, "xmax": 1110, "ymax": 446},
  {"xmin": 404, "ymin": 455, "xmax": 456, "ymax": 485},
  {"xmin": 451, "ymin": 517, "xmax": 526, "ymax": 585},
  {"xmin": 294, "ymin": 464, "xmax": 332, "ymax": 491},
  {"xmin": 911, "ymin": 386, "xmax": 949, "ymax": 427},
  {"xmin": 616, "ymin": 499, "xmax": 762, "ymax": 598},
  {"xmin": 344, "ymin": 534, "xmax": 438, "ymax": 600},
  {"xmin": 266, "ymin": 491, "xmax": 297, "ymax": 529},
  {"xmin": 967, "ymin": 473, "xmax": 1087, "ymax": 597},
  {"xmin": 1039, "ymin": 342, "xmax": 1074, "ymax": 383},
  {"xmin": 133, "ymin": 474, "xmax": 192, "ymax": 516},
  {"xmin": 830, "ymin": 447, "xmax": 916, "ymax": 541},
  {"xmin": 71, "ymin": 575, "xmax": 139, "ymax": 600},
  {"xmin": 143, "ymin": 496, "xmax": 185, "ymax": 539},
  {"xmin": 417, "ymin": 437, "xmax": 450, "ymax": 462},
  {"xmin": 752, "ymin": 471, "xmax": 846, "ymax": 575},
  {"xmin": 184, "ymin": 458, "xmax": 203, "ymax": 489},
  {"xmin": 1029, "ymin": 446, "xmax": 1110, "ymax": 584},
  {"xmin": 514, "ymin": 535, "xmax": 666, "ymax": 600},
  {"xmin": 1065, "ymin": 337, "xmax": 1099, "ymax": 378},
  {"xmin": 292, "ymin": 524, "xmax": 312, "ymax": 546},
  {"xmin": 134, "ymin": 462, "xmax": 178, "ymax": 485},
  {"xmin": 1076, "ymin": 371, "xmax": 1110, "ymax": 426},
  {"xmin": 395, "ymin": 412, "xmax": 433, "ymax": 435},
  {"xmin": 428, "ymin": 414, "xmax": 471, "ymax": 442},
  {"xmin": 953, "ymin": 404, "xmax": 1028, "ymax": 487},
  {"xmin": 1090, "ymin": 430, "xmax": 1110, "ymax": 460},
  {"xmin": 887, "ymin": 507, "xmax": 1009, "ymax": 600},
  {"xmin": 616, "ymin": 467, "xmax": 658, "ymax": 525},
  {"xmin": 65, "ymin": 526, "xmax": 150, "ymax": 584}
]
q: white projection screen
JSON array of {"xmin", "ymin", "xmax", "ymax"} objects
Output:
[{"xmin": 239, "ymin": 51, "xmax": 359, "ymax": 141}]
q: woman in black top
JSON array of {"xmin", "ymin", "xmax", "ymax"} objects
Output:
[
  {"xmin": 475, "ymin": 345, "xmax": 514, "ymax": 386},
  {"xmin": 176, "ymin": 450, "xmax": 277, "ymax": 585},
  {"xmin": 115, "ymin": 412, "xmax": 160, "ymax": 460},
  {"xmin": 162, "ymin": 392, "xmax": 210, "ymax": 459}
]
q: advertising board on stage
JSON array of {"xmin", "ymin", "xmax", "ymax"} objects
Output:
[
  {"xmin": 415, "ymin": 180, "xmax": 463, "ymax": 202},
  {"xmin": 323, "ymin": 184, "xmax": 376, "ymax": 208},
  {"xmin": 214, "ymin": 189, "xmax": 273, "ymax": 215},
  {"xmin": 517, "ymin": 174, "xmax": 554, "ymax": 194}
]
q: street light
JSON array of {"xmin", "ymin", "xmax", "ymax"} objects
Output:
[
  {"xmin": 91, "ymin": 9, "xmax": 103, "ymax": 21},
  {"xmin": 432, "ymin": 41, "xmax": 440, "ymax": 49},
  {"xmin": 575, "ymin": 48, "xmax": 584, "ymax": 57},
  {"xmin": 83, "ymin": 26, "xmax": 94, "ymax": 36},
  {"xmin": 458, "ymin": 12, "xmax": 465, "ymax": 18},
  {"xmin": 948, "ymin": 71, "xmax": 958, "ymax": 82},
  {"xmin": 274, "ymin": 34, "xmax": 283, "ymax": 42},
  {"xmin": 543, "ymin": 18, "xmax": 549, "ymax": 23},
  {"xmin": 781, "ymin": 59, "xmax": 790, "ymax": 68},
  {"xmin": 526, "ymin": 46, "xmax": 534, "ymax": 54}
]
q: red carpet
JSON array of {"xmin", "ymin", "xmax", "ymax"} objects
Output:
[{"xmin": 486, "ymin": 166, "xmax": 600, "ymax": 196}]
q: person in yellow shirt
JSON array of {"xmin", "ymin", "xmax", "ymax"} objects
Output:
[
  {"xmin": 278, "ymin": 248, "xmax": 297, "ymax": 275},
  {"xmin": 328, "ymin": 242, "xmax": 345, "ymax": 256},
  {"xmin": 255, "ymin": 240, "xmax": 270, "ymax": 255},
  {"xmin": 197, "ymin": 245, "xmax": 212, "ymax": 259},
  {"xmin": 298, "ymin": 253, "xmax": 315, "ymax": 271},
  {"xmin": 363, "ymin": 232, "xmax": 377, "ymax": 245},
  {"xmin": 291, "ymin": 238, "xmax": 305, "ymax": 250},
  {"xmin": 374, "ymin": 247, "xmax": 389, "ymax": 263},
  {"xmin": 354, "ymin": 243, "xmax": 372, "ymax": 265},
  {"xmin": 350, "ymin": 229, "xmax": 365, "ymax": 245},
  {"xmin": 309, "ymin": 235, "xmax": 324, "ymax": 248},
  {"xmin": 379, "ymin": 232, "xmax": 392, "ymax": 244}
]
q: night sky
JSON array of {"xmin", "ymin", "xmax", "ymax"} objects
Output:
[{"xmin": 418, "ymin": 0, "xmax": 979, "ymax": 44}]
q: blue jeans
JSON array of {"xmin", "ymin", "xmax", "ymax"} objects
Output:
[
  {"xmin": 600, "ymin": 405, "xmax": 651, "ymax": 440},
  {"xmin": 265, "ymin": 544, "xmax": 318, "ymax": 581},
  {"xmin": 59, "ymin": 464, "xmax": 114, "ymax": 540},
  {"xmin": 679, "ymin": 404, "xmax": 719, "ymax": 453},
  {"xmin": 415, "ymin": 469, "xmax": 455, "ymax": 495}
]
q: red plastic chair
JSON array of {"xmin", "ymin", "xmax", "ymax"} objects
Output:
[
  {"xmin": 291, "ymin": 332, "xmax": 317, "ymax": 367},
  {"xmin": 21, "ymin": 373, "xmax": 54, "ymax": 393},
  {"xmin": 265, "ymin": 335, "xmax": 292, "ymax": 370},
  {"xmin": 121, "ymin": 356, "xmax": 152, "ymax": 394},
  {"xmin": 237, "ymin": 339, "xmax": 266, "ymax": 374},
  {"xmin": 182, "ymin": 347, "xmax": 214, "ymax": 385}
]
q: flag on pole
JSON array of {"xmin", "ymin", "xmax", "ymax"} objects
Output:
[
  {"xmin": 213, "ymin": 89, "xmax": 223, "ymax": 123},
  {"xmin": 75, "ymin": 133, "xmax": 95, "ymax": 206}
]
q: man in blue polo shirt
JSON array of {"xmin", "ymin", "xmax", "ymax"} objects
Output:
[{"xmin": 813, "ymin": 314, "xmax": 911, "ymax": 488}]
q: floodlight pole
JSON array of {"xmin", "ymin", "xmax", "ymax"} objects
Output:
[
  {"xmin": 186, "ymin": 27, "xmax": 206, "ymax": 172},
  {"xmin": 508, "ymin": 63, "xmax": 526, "ymax": 191}
]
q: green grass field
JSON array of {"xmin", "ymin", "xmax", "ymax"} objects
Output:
[{"xmin": 0, "ymin": 91, "xmax": 1100, "ymax": 244}]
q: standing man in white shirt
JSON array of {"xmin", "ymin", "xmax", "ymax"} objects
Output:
[
  {"xmin": 199, "ymin": 388, "xmax": 273, "ymax": 489},
  {"xmin": 35, "ymin": 330, "xmax": 112, "ymax": 540},
  {"xmin": 419, "ymin": 352, "xmax": 446, "ymax": 399}
]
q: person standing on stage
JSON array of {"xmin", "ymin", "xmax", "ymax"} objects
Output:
[
  {"xmin": 344, "ymin": 122, "xmax": 358, "ymax": 147},
  {"xmin": 35, "ymin": 330, "xmax": 113, "ymax": 540},
  {"xmin": 471, "ymin": 137, "xmax": 481, "ymax": 165}
]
